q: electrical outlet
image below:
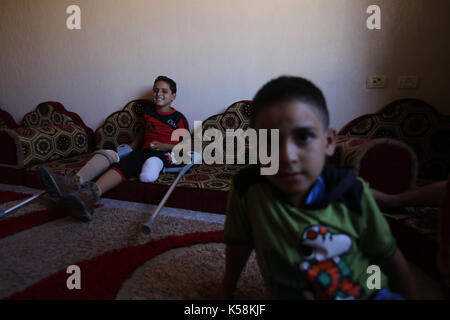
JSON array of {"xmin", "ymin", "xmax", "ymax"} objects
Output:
[
  {"xmin": 398, "ymin": 76, "xmax": 419, "ymax": 89},
  {"xmin": 367, "ymin": 75, "xmax": 387, "ymax": 88}
]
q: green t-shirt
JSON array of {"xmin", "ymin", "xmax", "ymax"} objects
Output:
[{"xmin": 223, "ymin": 166, "xmax": 397, "ymax": 300}]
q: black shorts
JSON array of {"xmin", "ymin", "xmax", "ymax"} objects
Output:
[{"xmin": 110, "ymin": 148, "xmax": 172, "ymax": 180}]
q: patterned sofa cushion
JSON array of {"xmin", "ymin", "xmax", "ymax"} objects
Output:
[
  {"xmin": 95, "ymin": 100, "xmax": 147, "ymax": 150},
  {"xmin": 94, "ymin": 99, "xmax": 254, "ymax": 161},
  {"xmin": 0, "ymin": 124, "xmax": 90, "ymax": 168},
  {"xmin": 339, "ymin": 99, "xmax": 450, "ymax": 184},
  {"xmin": 24, "ymin": 153, "xmax": 246, "ymax": 213},
  {"xmin": 19, "ymin": 101, "xmax": 94, "ymax": 149},
  {"xmin": 22, "ymin": 102, "xmax": 76, "ymax": 127},
  {"xmin": 24, "ymin": 99, "xmax": 418, "ymax": 193},
  {"xmin": 18, "ymin": 99, "xmax": 419, "ymax": 213},
  {"xmin": 25, "ymin": 152, "xmax": 244, "ymax": 192},
  {"xmin": 330, "ymin": 135, "xmax": 418, "ymax": 193},
  {"xmin": 200, "ymin": 100, "xmax": 253, "ymax": 163},
  {"xmin": 199, "ymin": 100, "xmax": 417, "ymax": 193},
  {"xmin": 0, "ymin": 102, "xmax": 94, "ymax": 185}
]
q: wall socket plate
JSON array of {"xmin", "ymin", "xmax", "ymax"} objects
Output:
[
  {"xmin": 398, "ymin": 76, "xmax": 419, "ymax": 89},
  {"xmin": 367, "ymin": 75, "xmax": 387, "ymax": 88}
]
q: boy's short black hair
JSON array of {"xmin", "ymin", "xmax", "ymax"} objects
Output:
[
  {"xmin": 250, "ymin": 76, "xmax": 329, "ymax": 128},
  {"xmin": 154, "ymin": 75, "xmax": 177, "ymax": 94}
]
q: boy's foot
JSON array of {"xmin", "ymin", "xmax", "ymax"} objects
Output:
[
  {"xmin": 37, "ymin": 167, "xmax": 81, "ymax": 199},
  {"xmin": 59, "ymin": 184, "xmax": 100, "ymax": 222}
]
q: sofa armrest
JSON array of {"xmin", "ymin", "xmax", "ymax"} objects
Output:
[
  {"xmin": 0, "ymin": 128, "xmax": 24, "ymax": 168},
  {"xmin": 0, "ymin": 125, "xmax": 91, "ymax": 169},
  {"xmin": 329, "ymin": 135, "xmax": 418, "ymax": 194},
  {"xmin": 438, "ymin": 176, "xmax": 450, "ymax": 298},
  {"xmin": 0, "ymin": 108, "xmax": 18, "ymax": 129}
]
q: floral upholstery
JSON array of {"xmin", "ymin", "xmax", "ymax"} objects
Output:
[
  {"xmin": 22, "ymin": 102, "xmax": 77, "ymax": 128},
  {"xmin": 94, "ymin": 100, "xmax": 148, "ymax": 150},
  {"xmin": 340, "ymin": 99, "xmax": 450, "ymax": 185},
  {"xmin": 81, "ymin": 100, "xmax": 413, "ymax": 192},
  {"xmin": 6, "ymin": 99, "xmax": 419, "ymax": 214},
  {"xmin": 331, "ymin": 135, "xmax": 417, "ymax": 193},
  {"xmin": 200, "ymin": 100, "xmax": 253, "ymax": 163},
  {"xmin": 340, "ymin": 99, "xmax": 450, "ymax": 283},
  {"xmin": 0, "ymin": 102, "xmax": 94, "ymax": 170},
  {"xmin": 16, "ymin": 124, "xmax": 89, "ymax": 167},
  {"xmin": 26, "ymin": 154, "xmax": 243, "ymax": 191}
]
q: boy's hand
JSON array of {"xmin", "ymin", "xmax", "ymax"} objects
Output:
[
  {"xmin": 149, "ymin": 141, "xmax": 172, "ymax": 151},
  {"xmin": 376, "ymin": 248, "xmax": 420, "ymax": 299}
]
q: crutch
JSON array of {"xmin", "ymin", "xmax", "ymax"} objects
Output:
[
  {"xmin": 141, "ymin": 151, "xmax": 201, "ymax": 234},
  {"xmin": 0, "ymin": 190, "xmax": 47, "ymax": 219}
]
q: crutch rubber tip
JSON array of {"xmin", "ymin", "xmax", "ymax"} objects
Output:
[{"xmin": 141, "ymin": 225, "xmax": 152, "ymax": 234}]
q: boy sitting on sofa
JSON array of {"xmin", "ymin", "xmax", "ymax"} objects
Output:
[
  {"xmin": 37, "ymin": 75, "xmax": 190, "ymax": 222},
  {"xmin": 211, "ymin": 76, "xmax": 419, "ymax": 300}
]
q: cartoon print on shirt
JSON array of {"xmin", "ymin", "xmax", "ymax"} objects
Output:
[{"xmin": 298, "ymin": 225, "xmax": 363, "ymax": 300}]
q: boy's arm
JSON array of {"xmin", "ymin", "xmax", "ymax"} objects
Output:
[
  {"xmin": 359, "ymin": 179, "xmax": 419, "ymax": 299},
  {"xmin": 219, "ymin": 176, "xmax": 254, "ymax": 299},
  {"xmin": 151, "ymin": 121, "xmax": 192, "ymax": 152},
  {"xmin": 130, "ymin": 131, "xmax": 144, "ymax": 150},
  {"xmin": 220, "ymin": 244, "xmax": 253, "ymax": 299},
  {"xmin": 149, "ymin": 141, "xmax": 175, "ymax": 152},
  {"xmin": 374, "ymin": 248, "xmax": 420, "ymax": 299},
  {"xmin": 150, "ymin": 136, "xmax": 192, "ymax": 152},
  {"xmin": 371, "ymin": 180, "xmax": 447, "ymax": 209}
]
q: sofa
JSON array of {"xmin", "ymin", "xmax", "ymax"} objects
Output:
[
  {"xmin": 0, "ymin": 100, "xmax": 417, "ymax": 215},
  {"xmin": 3, "ymin": 98, "xmax": 449, "ymax": 292},
  {"xmin": 339, "ymin": 98, "xmax": 450, "ymax": 284},
  {"xmin": 0, "ymin": 102, "xmax": 95, "ymax": 185},
  {"xmin": 339, "ymin": 98, "xmax": 450, "ymax": 186}
]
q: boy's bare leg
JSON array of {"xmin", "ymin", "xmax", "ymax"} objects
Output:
[
  {"xmin": 93, "ymin": 169, "xmax": 123, "ymax": 196},
  {"xmin": 37, "ymin": 149, "xmax": 118, "ymax": 201},
  {"xmin": 54, "ymin": 168, "xmax": 122, "ymax": 222},
  {"xmin": 76, "ymin": 150, "xmax": 119, "ymax": 184},
  {"xmin": 372, "ymin": 181, "xmax": 447, "ymax": 209}
]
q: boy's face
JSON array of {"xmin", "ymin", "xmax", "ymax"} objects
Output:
[
  {"xmin": 253, "ymin": 100, "xmax": 336, "ymax": 205},
  {"xmin": 153, "ymin": 81, "xmax": 176, "ymax": 109}
]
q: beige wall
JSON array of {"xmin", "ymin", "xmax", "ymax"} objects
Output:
[{"xmin": 1, "ymin": 0, "xmax": 449, "ymax": 131}]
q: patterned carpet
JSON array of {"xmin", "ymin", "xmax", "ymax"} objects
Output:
[
  {"xmin": 0, "ymin": 185, "xmax": 443, "ymax": 300},
  {"xmin": 0, "ymin": 188, "xmax": 267, "ymax": 300}
]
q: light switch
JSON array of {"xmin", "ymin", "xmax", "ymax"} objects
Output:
[
  {"xmin": 398, "ymin": 76, "xmax": 419, "ymax": 89},
  {"xmin": 367, "ymin": 75, "xmax": 387, "ymax": 88}
]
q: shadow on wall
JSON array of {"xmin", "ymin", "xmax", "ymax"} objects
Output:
[
  {"xmin": 137, "ymin": 90, "xmax": 154, "ymax": 101},
  {"xmin": 363, "ymin": 1, "xmax": 450, "ymax": 112}
]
